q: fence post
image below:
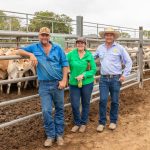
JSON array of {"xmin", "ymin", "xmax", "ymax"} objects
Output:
[
  {"xmin": 139, "ymin": 26, "xmax": 144, "ymax": 89},
  {"xmin": 76, "ymin": 16, "xmax": 83, "ymax": 37},
  {"xmin": 26, "ymin": 14, "xmax": 29, "ymax": 42},
  {"xmin": 26, "ymin": 14, "xmax": 29, "ymax": 32},
  {"xmin": 52, "ymin": 22, "xmax": 54, "ymax": 33},
  {"xmin": 96, "ymin": 24, "xmax": 99, "ymax": 38}
]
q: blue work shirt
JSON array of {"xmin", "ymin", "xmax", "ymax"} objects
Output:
[
  {"xmin": 22, "ymin": 41, "xmax": 69, "ymax": 80},
  {"xmin": 94, "ymin": 42, "xmax": 132, "ymax": 77}
]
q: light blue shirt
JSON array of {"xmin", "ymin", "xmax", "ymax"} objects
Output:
[
  {"xmin": 22, "ymin": 41, "xmax": 69, "ymax": 80},
  {"xmin": 94, "ymin": 42, "xmax": 132, "ymax": 77}
]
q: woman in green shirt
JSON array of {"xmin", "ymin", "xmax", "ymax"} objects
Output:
[{"xmin": 67, "ymin": 37, "xmax": 96, "ymax": 133}]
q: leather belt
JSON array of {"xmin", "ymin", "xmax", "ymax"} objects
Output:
[{"xmin": 101, "ymin": 74, "xmax": 121, "ymax": 78}]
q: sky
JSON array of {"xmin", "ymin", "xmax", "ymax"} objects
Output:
[{"xmin": 0, "ymin": 0, "xmax": 149, "ymax": 30}]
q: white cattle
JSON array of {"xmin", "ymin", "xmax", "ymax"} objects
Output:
[
  {"xmin": 144, "ymin": 51, "xmax": 150, "ymax": 68},
  {"xmin": 7, "ymin": 58, "xmax": 37, "ymax": 95},
  {"xmin": 126, "ymin": 47, "xmax": 138, "ymax": 67},
  {"xmin": 0, "ymin": 48, "xmax": 37, "ymax": 95}
]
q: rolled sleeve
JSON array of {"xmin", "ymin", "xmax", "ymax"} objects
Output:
[{"xmin": 21, "ymin": 44, "xmax": 34, "ymax": 53}]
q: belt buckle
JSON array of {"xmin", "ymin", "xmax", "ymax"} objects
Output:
[{"xmin": 110, "ymin": 75, "xmax": 113, "ymax": 78}]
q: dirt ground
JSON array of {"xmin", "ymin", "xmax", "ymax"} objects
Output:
[{"xmin": 0, "ymin": 79, "xmax": 150, "ymax": 150}]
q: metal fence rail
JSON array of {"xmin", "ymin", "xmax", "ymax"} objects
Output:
[{"xmin": 0, "ymin": 15, "xmax": 150, "ymax": 130}]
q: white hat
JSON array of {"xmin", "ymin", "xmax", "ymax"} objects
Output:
[{"xmin": 99, "ymin": 27, "xmax": 120, "ymax": 39}]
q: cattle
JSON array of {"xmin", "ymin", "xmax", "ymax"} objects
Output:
[
  {"xmin": 144, "ymin": 51, "xmax": 150, "ymax": 69},
  {"xmin": 6, "ymin": 58, "xmax": 37, "ymax": 95},
  {"xmin": 0, "ymin": 49, "xmax": 37, "ymax": 95}
]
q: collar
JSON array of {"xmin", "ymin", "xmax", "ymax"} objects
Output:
[
  {"xmin": 102, "ymin": 42, "xmax": 117, "ymax": 47},
  {"xmin": 38, "ymin": 41, "xmax": 56, "ymax": 50}
]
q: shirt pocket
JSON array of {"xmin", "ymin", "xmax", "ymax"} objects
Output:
[
  {"xmin": 110, "ymin": 52, "xmax": 120, "ymax": 61},
  {"xmin": 50, "ymin": 55, "xmax": 60, "ymax": 63},
  {"xmin": 99, "ymin": 52, "xmax": 105, "ymax": 60},
  {"xmin": 34, "ymin": 52, "xmax": 43, "ymax": 56}
]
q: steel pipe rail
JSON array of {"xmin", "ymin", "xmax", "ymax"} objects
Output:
[
  {"xmin": 143, "ymin": 78, "xmax": 150, "ymax": 82},
  {"xmin": 0, "ymin": 55, "xmax": 27, "ymax": 60},
  {"xmin": 0, "ymin": 94, "xmax": 39, "ymax": 107},
  {"xmin": 83, "ymin": 21, "xmax": 138, "ymax": 31},
  {"xmin": 0, "ymin": 30, "xmax": 78, "ymax": 38},
  {"xmin": 132, "ymin": 66, "xmax": 139, "ymax": 70},
  {"xmin": 143, "ymin": 59, "xmax": 150, "ymax": 62},
  {"xmin": 122, "ymin": 77, "xmax": 137, "ymax": 85},
  {"xmin": 144, "ymin": 69, "xmax": 150, "ymax": 72},
  {"xmin": 0, "ymin": 76, "xmax": 37, "ymax": 85},
  {"xmin": 0, "ymin": 79, "xmax": 141, "ymax": 129},
  {"xmin": 0, "ymin": 88, "xmax": 100, "ymax": 128},
  {"xmin": 121, "ymin": 81, "xmax": 139, "ymax": 90},
  {"xmin": 0, "ymin": 84, "xmax": 99, "ymax": 107}
]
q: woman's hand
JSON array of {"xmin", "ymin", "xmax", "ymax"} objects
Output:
[{"xmin": 76, "ymin": 74, "xmax": 84, "ymax": 81}]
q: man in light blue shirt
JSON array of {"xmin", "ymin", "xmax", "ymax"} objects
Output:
[
  {"xmin": 94, "ymin": 27, "xmax": 132, "ymax": 132},
  {"xmin": 17, "ymin": 27, "xmax": 69, "ymax": 147}
]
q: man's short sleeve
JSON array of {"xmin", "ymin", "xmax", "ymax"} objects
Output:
[
  {"xmin": 21, "ymin": 44, "xmax": 34, "ymax": 53},
  {"xmin": 59, "ymin": 47, "xmax": 69, "ymax": 67}
]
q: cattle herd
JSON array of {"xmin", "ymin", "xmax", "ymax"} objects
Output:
[
  {"xmin": 0, "ymin": 48, "xmax": 37, "ymax": 95},
  {"xmin": 0, "ymin": 46, "xmax": 150, "ymax": 95}
]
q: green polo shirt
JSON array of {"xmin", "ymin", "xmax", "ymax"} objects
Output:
[{"xmin": 67, "ymin": 48, "xmax": 96, "ymax": 86}]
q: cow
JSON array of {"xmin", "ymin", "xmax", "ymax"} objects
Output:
[
  {"xmin": 0, "ymin": 49, "xmax": 37, "ymax": 95},
  {"xmin": 144, "ymin": 51, "xmax": 150, "ymax": 69},
  {"xmin": 7, "ymin": 58, "xmax": 37, "ymax": 95}
]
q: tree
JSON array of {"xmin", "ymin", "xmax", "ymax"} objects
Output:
[
  {"xmin": 0, "ymin": 11, "xmax": 7, "ymax": 30},
  {"xmin": 28, "ymin": 11, "xmax": 73, "ymax": 33},
  {"xmin": 0, "ymin": 11, "xmax": 21, "ymax": 31},
  {"xmin": 143, "ymin": 30, "xmax": 150, "ymax": 39},
  {"xmin": 120, "ymin": 32, "xmax": 131, "ymax": 38}
]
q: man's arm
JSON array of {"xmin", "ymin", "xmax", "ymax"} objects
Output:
[
  {"xmin": 58, "ymin": 66, "xmax": 68, "ymax": 89},
  {"xmin": 93, "ymin": 46, "xmax": 100, "ymax": 59},
  {"xmin": 58, "ymin": 47, "xmax": 69, "ymax": 89},
  {"xmin": 120, "ymin": 47, "xmax": 132, "ymax": 82},
  {"xmin": 16, "ymin": 49, "xmax": 38, "ymax": 66}
]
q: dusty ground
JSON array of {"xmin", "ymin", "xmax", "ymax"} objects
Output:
[{"xmin": 0, "ymin": 78, "xmax": 150, "ymax": 150}]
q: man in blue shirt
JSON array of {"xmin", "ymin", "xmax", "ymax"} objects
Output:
[
  {"xmin": 94, "ymin": 27, "xmax": 132, "ymax": 132},
  {"xmin": 17, "ymin": 27, "xmax": 69, "ymax": 147}
]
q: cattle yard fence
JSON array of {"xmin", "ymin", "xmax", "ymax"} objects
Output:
[{"xmin": 0, "ymin": 14, "xmax": 150, "ymax": 129}]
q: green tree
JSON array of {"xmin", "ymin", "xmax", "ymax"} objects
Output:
[
  {"xmin": 120, "ymin": 32, "xmax": 131, "ymax": 38},
  {"xmin": 0, "ymin": 11, "xmax": 20, "ymax": 31},
  {"xmin": 144, "ymin": 30, "xmax": 150, "ymax": 39},
  {"xmin": 28, "ymin": 11, "xmax": 73, "ymax": 33},
  {"xmin": 0, "ymin": 11, "xmax": 7, "ymax": 30}
]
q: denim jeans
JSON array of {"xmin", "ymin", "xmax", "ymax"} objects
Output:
[
  {"xmin": 99, "ymin": 76, "xmax": 121, "ymax": 125},
  {"xmin": 38, "ymin": 80, "xmax": 64, "ymax": 139},
  {"xmin": 69, "ymin": 82, "xmax": 94, "ymax": 126}
]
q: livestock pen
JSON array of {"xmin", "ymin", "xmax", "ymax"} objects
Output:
[{"xmin": 0, "ymin": 12, "xmax": 150, "ymax": 150}]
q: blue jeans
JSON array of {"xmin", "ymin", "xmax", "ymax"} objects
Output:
[
  {"xmin": 69, "ymin": 82, "xmax": 94, "ymax": 126},
  {"xmin": 38, "ymin": 80, "xmax": 64, "ymax": 139},
  {"xmin": 99, "ymin": 76, "xmax": 121, "ymax": 125}
]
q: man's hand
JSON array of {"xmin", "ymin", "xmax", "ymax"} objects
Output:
[
  {"xmin": 29, "ymin": 54, "xmax": 38, "ymax": 66},
  {"xmin": 76, "ymin": 74, "xmax": 84, "ymax": 81},
  {"xmin": 119, "ymin": 75, "xmax": 125, "ymax": 83},
  {"xmin": 58, "ymin": 80, "xmax": 67, "ymax": 89}
]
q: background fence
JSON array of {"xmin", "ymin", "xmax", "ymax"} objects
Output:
[{"xmin": 0, "ymin": 11, "xmax": 150, "ymax": 129}]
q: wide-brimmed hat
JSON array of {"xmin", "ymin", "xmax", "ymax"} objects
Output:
[
  {"xmin": 39, "ymin": 27, "xmax": 50, "ymax": 35},
  {"xmin": 76, "ymin": 37, "xmax": 86, "ymax": 44},
  {"xmin": 99, "ymin": 27, "xmax": 120, "ymax": 39}
]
